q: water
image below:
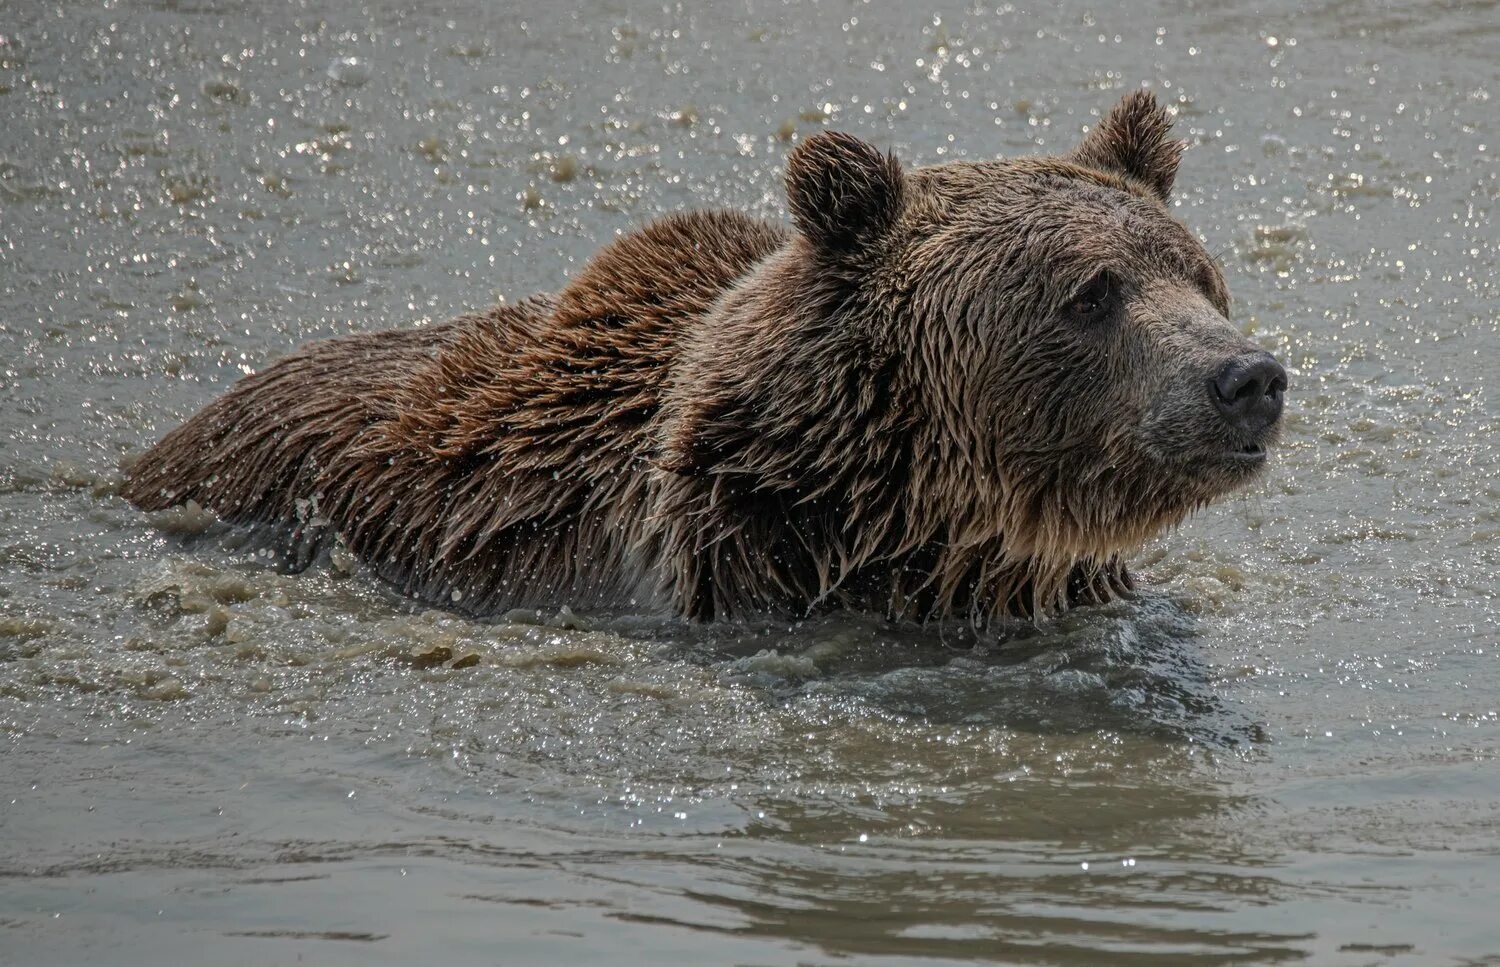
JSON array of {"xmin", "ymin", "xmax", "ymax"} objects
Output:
[{"xmin": 1, "ymin": 1, "xmax": 1497, "ymax": 963}]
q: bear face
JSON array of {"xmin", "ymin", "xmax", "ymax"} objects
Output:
[
  {"xmin": 888, "ymin": 163, "xmax": 1283, "ymax": 564},
  {"xmin": 661, "ymin": 91, "xmax": 1285, "ymax": 619}
]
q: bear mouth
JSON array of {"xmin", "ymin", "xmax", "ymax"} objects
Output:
[{"xmin": 1225, "ymin": 442, "xmax": 1267, "ymax": 463}]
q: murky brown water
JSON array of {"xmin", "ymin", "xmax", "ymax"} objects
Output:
[{"xmin": 2, "ymin": 1, "xmax": 1497, "ymax": 964}]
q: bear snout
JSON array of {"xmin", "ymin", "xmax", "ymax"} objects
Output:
[{"xmin": 1208, "ymin": 350, "xmax": 1287, "ymax": 439}]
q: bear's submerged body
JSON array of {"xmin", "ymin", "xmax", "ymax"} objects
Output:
[
  {"xmin": 124, "ymin": 92, "xmax": 1286, "ymax": 624},
  {"xmin": 127, "ymin": 212, "xmax": 788, "ymax": 617}
]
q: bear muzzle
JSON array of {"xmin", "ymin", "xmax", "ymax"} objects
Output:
[{"xmin": 1207, "ymin": 350, "xmax": 1287, "ymax": 461}]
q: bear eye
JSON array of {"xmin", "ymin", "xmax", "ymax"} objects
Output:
[{"xmin": 1066, "ymin": 271, "xmax": 1114, "ymax": 323}]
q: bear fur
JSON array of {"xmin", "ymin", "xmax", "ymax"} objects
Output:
[{"xmin": 123, "ymin": 91, "xmax": 1284, "ymax": 623}]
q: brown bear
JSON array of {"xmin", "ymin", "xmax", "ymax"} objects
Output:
[{"xmin": 122, "ymin": 91, "xmax": 1286, "ymax": 623}]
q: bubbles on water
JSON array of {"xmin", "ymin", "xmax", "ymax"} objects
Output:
[{"xmin": 325, "ymin": 56, "xmax": 369, "ymax": 88}]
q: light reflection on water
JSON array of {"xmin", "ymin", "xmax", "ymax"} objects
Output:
[{"xmin": 1, "ymin": 0, "xmax": 1497, "ymax": 964}]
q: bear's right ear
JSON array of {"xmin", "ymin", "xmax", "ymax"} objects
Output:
[{"xmin": 786, "ymin": 131, "xmax": 904, "ymax": 253}]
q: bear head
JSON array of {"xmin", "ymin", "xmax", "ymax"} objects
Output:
[{"xmin": 661, "ymin": 90, "xmax": 1286, "ymax": 620}]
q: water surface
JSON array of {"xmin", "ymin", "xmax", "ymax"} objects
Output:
[{"xmin": 2, "ymin": 1, "xmax": 1497, "ymax": 964}]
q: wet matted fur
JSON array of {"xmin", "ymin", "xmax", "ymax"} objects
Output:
[{"xmin": 124, "ymin": 91, "xmax": 1284, "ymax": 623}]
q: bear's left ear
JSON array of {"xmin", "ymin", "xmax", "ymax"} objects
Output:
[
  {"xmin": 1069, "ymin": 90, "xmax": 1185, "ymax": 203},
  {"xmin": 786, "ymin": 131, "xmax": 905, "ymax": 253}
]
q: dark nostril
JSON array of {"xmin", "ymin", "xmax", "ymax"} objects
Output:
[
  {"xmin": 1211, "ymin": 351, "xmax": 1287, "ymax": 432},
  {"xmin": 1213, "ymin": 352, "xmax": 1286, "ymax": 402}
]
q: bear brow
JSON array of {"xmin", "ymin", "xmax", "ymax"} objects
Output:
[
  {"xmin": 1041, "ymin": 215, "xmax": 1226, "ymax": 313},
  {"xmin": 1109, "ymin": 207, "xmax": 1225, "ymax": 295},
  {"xmin": 1152, "ymin": 220, "xmax": 1230, "ymax": 310}
]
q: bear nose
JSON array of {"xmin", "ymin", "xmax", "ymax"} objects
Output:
[{"xmin": 1210, "ymin": 351, "xmax": 1287, "ymax": 434}]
